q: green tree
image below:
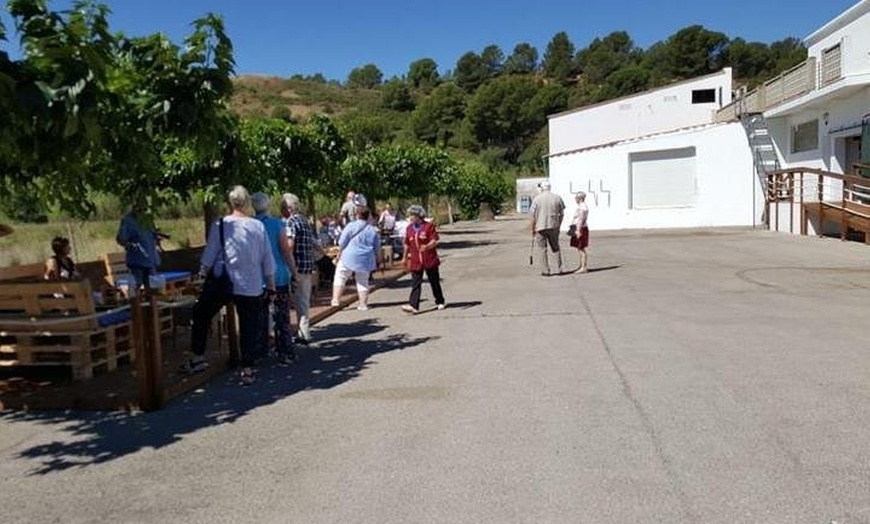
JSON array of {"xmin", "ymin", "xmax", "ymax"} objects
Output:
[
  {"xmin": 454, "ymin": 51, "xmax": 488, "ymax": 93},
  {"xmin": 465, "ymin": 75, "xmax": 539, "ymax": 160},
  {"xmin": 338, "ymin": 110, "xmax": 396, "ymax": 152},
  {"xmin": 503, "ymin": 42, "xmax": 538, "ymax": 75},
  {"xmin": 381, "ymin": 78, "xmax": 414, "ymax": 111},
  {"xmin": 1, "ymin": 0, "xmax": 236, "ymax": 218},
  {"xmin": 407, "ymin": 58, "xmax": 439, "ymax": 91},
  {"xmin": 601, "ymin": 65, "xmax": 650, "ymax": 99},
  {"xmin": 410, "ymin": 82, "xmax": 465, "ymax": 146},
  {"xmin": 347, "ymin": 63, "xmax": 383, "ymax": 88},
  {"xmin": 576, "ymin": 31, "xmax": 639, "ymax": 85},
  {"xmin": 724, "ymin": 38, "xmax": 772, "ymax": 85},
  {"xmin": 481, "ymin": 44, "xmax": 504, "ymax": 78},
  {"xmin": 542, "ymin": 31, "xmax": 576, "ymax": 82},
  {"xmin": 768, "ymin": 37, "xmax": 807, "ymax": 74},
  {"xmin": 453, "ymin": 160, "xmax": 511, "ymax": 219},
  {"xmin": 661, "ymin": 25, "xmax": 729, "ymax": 79}
]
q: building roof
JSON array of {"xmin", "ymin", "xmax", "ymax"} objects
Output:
[
  {"xmin": 805, "ymin": 0, "xmax": 870, "ymax": 47},
  {"xmin": 547, "ymin": 68, "xmax": 731, "ymax": 120},
  {"xmin": 546, "ymin": 121, "xmax": 730, "ymax": 158}
]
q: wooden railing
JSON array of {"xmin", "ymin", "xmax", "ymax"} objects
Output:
[
  {"xmin": 767, "ymin": 167, "xmax": 870, "ymax": 238},
  {"xmin": 716, "ymin": 50, "xmax": 847, "ymax": 122}
]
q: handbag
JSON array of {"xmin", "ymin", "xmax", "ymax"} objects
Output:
[
  {"xmin": 566, "ymin": 224, "xmax": 577, "ymax": 237},
  {"xmin": 204, "ymin": 218, "xmax": 234, "ymax": 296}
]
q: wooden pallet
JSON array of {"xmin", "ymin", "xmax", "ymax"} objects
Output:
[{"xmin": 0, "ymin": 322, "xmax": 133, "ymax": 380}]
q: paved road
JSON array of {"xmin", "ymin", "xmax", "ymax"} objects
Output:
[{"xmin": 3, "ymin": 218, "xmax": 870, "ymax": 523}]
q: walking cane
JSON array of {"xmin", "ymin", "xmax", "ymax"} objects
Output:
[{"xmin": 529, "ymin": 236, "xmax": 534, "ymax": 266}]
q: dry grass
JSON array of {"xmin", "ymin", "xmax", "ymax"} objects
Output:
[{"xmin": 0, "ymin": 218, "xmax": 205, "ymax": 268}]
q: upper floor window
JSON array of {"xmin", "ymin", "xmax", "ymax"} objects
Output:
[
  {"xmin": 691, "ymin": 89, "xmax": 716, "ymax": 104},
  {"xmin": 791, "ymin": 119, "xmax": 819, "ymax": 154}
]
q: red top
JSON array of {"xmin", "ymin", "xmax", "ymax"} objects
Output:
[{"xmin": 404, "ymin": 221, "xmax": 440, "ymax": 271}]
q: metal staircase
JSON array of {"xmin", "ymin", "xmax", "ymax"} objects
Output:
[{"xmin": 740, "ymin": 113, "xmax": 781, "ymax": 197}]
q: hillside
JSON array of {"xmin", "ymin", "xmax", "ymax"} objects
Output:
[{"xmin": 231, "ymin": 75, "xmax": 382, "ymax": 120}]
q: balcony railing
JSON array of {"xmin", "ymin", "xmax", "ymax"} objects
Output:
[{"xmin": 716, "ymin": 46, "xmax": 846, "ymax": 122}]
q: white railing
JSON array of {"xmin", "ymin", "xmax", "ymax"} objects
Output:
[{"xmin": 716, "ymin": 50, "xmax": 848, "ymax": 122}]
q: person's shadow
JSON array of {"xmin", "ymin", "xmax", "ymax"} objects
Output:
[{"xmin": 1, "ymin": 318, "xmax": 436, "ymax": 475}]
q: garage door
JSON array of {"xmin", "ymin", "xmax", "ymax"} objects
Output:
[{"xmin": 630, "ymin": 147, "xmax": 697, "ymax": 208}]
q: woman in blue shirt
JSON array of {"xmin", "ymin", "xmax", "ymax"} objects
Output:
[{"xmin": 331, "ymin": 195, "xmax": 380, "ymax": 311}]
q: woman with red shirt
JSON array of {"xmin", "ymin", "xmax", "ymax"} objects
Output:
[{"xmin": 401, "ymin": 205, "xmax": 446, "ymax": 314}]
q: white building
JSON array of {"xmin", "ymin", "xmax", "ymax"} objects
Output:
[
  {"xmin": 547, "ymin": 68, "xmax": 761, "ymax": 231},
  {"xmin": 714, "ymin": 0, "xmax": 870, "ymax": 236}
]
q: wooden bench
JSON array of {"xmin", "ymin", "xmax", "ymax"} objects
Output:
[
  {"xmin": 0, "ymin": 262, "xmax": 45, "ymax": 282},
  {"xmin": 103, "ymin": 251, "xmax": 192, "ymax": 298},
  {"xmin": 0, "ymin": 278, "xmax": 170, "ymax": 380}
]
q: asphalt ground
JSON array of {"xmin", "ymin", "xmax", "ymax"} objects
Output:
[{"xmin": 2, "ymin": 217, "xmax": 870, "ymax": 523}]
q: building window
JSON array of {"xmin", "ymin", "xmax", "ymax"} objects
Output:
[
  {"xmin": 691, "ymin": 89, "xmax": 716, "ymax": 104},
  {"xmin": 791, "ymin": 119, "xmax": 819, "ymax": 153}
]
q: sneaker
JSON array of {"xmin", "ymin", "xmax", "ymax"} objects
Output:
[
  {"xmin": 182, "ymin": 357, "xmax": 208, "ymax": 374},
  {"xmin": 401, "ymin": 304, "xmax": 419, "ymax": 314},
  {"xmin": 357, "ymin": 304, "xmax": 369, "ymax": 311},
  {"xmin": 295, "ymin": 333, "xmax": 311, "ymax": 345},
  {"xmin": 436, "ymin": 303, "xmax": 446, "ymax": 310},
  {"xmin": 239, "ymin": 368, "xmax": 255, "ymax": 386},
  {"xmin": 330, "ymin": 299, "xmax": 340, "ymax": 307}
]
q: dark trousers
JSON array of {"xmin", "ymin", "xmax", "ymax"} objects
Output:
[
  {"xmin": 409, "ymin": 267, "xmax": 445, "ymax": 310},
  {"xmin": 233, "ymin": 295, "xmax": 262, "ymax": 368},
  {"xmin": 191, "ymin": 285, "xmax": 263, "ymax": 367},
  {"xmin": 259, "ymin": 285, "xmax": 294, "ymax": 358}
]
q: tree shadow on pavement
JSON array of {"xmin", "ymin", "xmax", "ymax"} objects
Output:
[{"xmin": 0, "ymin": 318, "xmax": 435, "ymax": 476}]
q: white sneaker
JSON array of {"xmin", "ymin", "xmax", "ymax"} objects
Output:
[
  {"xmin": 357, "ymin": 304, "xmax": 369, "ymax": 311},
  {"xmin": 330, "ymin": 299, "xmax": 340, "ymax": 307},
  {"xmin": 436, "ymin": 304, "xmax": 446, "ymax": 310},
  {"xmin": 401, "ymin": 304, "xmax": 419, "ymax": 314}
]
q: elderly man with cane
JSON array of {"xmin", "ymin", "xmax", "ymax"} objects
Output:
[{"xmin": 529, "ymin": 180, "xmax": 565, "ymax": 276}]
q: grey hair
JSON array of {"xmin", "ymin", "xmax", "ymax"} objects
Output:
[
  {"xmin": 228, "ymin": 185, "xmax": 250, "ymax": 210},
  {"xmin": 281, "ymin": 193, "xmax": 301, "ymax": 212},
  {"xmin": 575, "ymin": 191, "xmax": 586, "ymax": 201},
  {"xmin": 407, "ymin": 204, "xmax": 426, "ymax": 218},
  {"xmin": 251, "ymin": 192, "xmax": 271, "ymax": 213}
]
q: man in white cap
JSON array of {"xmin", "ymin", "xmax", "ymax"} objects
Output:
[{"xmin": 529, "ymin": 180, "xmax": 565, "ymax": 276}]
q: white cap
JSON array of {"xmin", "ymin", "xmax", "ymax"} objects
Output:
[{"xmin": 540, "ymin": 180, "xmax": 551, "ymax": 190}]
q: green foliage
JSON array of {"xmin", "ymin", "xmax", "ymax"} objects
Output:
[
  {"xmin": 380, "ymin": 78, "xmax": 414, "ymax": 111},
  {"xmin": 465, "ymin": 76, "xmax": 564, "ymax": 162},
  {"xmin": 337, "ymin": 110, "xmax": 397, "ymax": 152},
  {"xmin": 660, "ymin": 25, "xmax": 729, "ymax": 79},
  {"xmin": 341, "ymin": 144, "xmax": 457, "ymax": 203},
  {"xmin": 346, "ymin": 63, "xmax": 383, "ymax": 89},
  {"xmin": 407, "ymin": 58, "xmax": 439, "ymax": 91},
  {"xmin": 576, "ymin": 31, "xmax": 640, "ymax": 85},
  {"xmin": 410, "ymin": 82, "xmax": 465, "ymax": 147},
  {"xmin": 453, "ymin": 160, "xmax": 512, "ymax": 219},
  {"xmin": 503, "ymin": 42, "xmax": 538, "ymax": 75},
  {"xmin": 454, "ymin": 51, "xmax": 488, "ymax": 93},
  {"xmin": 480, "ymin": 44, "xmax": 504, "ymax": 78},
  {"xmin": 543, "ymin": 32, "xmax": 576, "ymax": 82}
]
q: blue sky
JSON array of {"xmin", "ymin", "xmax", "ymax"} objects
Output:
[{"xmin": 1, "ymin": 0, "xmax": 861, "ymax": 81}]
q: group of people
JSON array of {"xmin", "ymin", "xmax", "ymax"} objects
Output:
[
  {"xmin": 186, "ymin": 185, "xmax": 446, "ymax": 386},
  {"xmin": 529, "ymin": 180, "xmax": 589, "ymax": 276}
]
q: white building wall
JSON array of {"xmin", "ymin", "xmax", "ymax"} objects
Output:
[
  {"xmin": 548, "ymin": 123, "xmax": 759, "ymax": 231},
  {"xmin": 548, "ymin": 69, "xmax": 733, "ymax": 155},
  {"xmin": 768, "ymin": 88, "xmax": 870, "ymax": 174},
  {"xmin": 806, "ymin": 1, "xmax": 870, "ymax": 77}
]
